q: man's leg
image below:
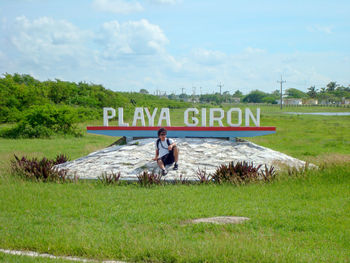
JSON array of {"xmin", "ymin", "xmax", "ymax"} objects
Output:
[
  {"xmin": 172, "ymin": 146, "xmax": 179, "ymax": 170},
  {"xmin": 157, "ymin": 159, "xmax": 165, "ymax": 170},
  {"xmin": 173, "ymin": 146, "xmax": 179, "ymax": 163},
  {"xmin": 157, "ymin": 158, "xmax": 168, "ymax": 175}
]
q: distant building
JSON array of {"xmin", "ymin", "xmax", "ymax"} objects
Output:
[
  {"xmin": 303, "ymin": 99, "xmax": 318, "ymax": 105},
  {"xmin": 276, "ymin": 98, "xmax": 302, "ymax": 105},
  {"xmin": 231, "ymin": 97, "xmax": 241, "ymax": 103},
  {"xmin": 284, "ymin": 98, "xmax": 302, "ymax": 105},
  {"xmin": 342, "ymin": 98, "xmax": 350, "ymax": 105}
]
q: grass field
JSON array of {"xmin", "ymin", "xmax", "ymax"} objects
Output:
[{"xmin": 0, "ymin": 105, "xmax": 349, "ymax": 262}]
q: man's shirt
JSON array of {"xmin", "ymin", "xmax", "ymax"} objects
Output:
[{"xmin": 156, "ymin": 138, "xmax": 174, "ymax": 158}]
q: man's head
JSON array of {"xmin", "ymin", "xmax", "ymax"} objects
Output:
[{"xmin": 158, "ymin": 127, "xmax": 167, "ymax": 140}]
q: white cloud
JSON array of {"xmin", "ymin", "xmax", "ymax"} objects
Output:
[
  {"xmin": 97, "ymin": 19, "xmax": 169, "ymax": 60},
  {"xmin": 244, "ymin": 47, "xmax": 266, "ymax": 54},
  {"xmin": 190, "ymin": 48, "xmax": 226, "ymax": 66},
  {"xmin": 92, "ymin": 0, "xmax": 143, "ymax": 14},
  {"xmin": 307, "ymin": 25, "xmax": 333, "ymax": 34},
  {"xmin": 1, "ymin": 16, "xmax": 348, "ymax": 94},
  {"xmin": 147, "ymin": 0, "xmax": 182, "ymax": 5},
  {"xmin": 1, "ymin": 16, "xmax": 180, "ymax": 88},
  {"xmin": 8, "ymin": 16, "xmax": 90, "ymax": 66},
  {"xmin": 3, "ymin": 16, "xmax": 172, "ymax": 70}
]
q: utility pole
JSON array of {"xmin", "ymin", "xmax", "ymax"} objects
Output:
[
  {"xmin": 192, "ymin": 86, "xmax": 196, "ymax": 103},
  {"xmin": 277, "ymin": 76, "xmax": 286, "ymax": 109},
  {"xmin": 217, "ymin": 82, "xmax": 224, "ymax": 95}
]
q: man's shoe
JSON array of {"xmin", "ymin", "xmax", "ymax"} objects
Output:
[
  {"xmin": 173, "ymin": 163, "xmax": 178, "ymax": 170},
  {"xmin": 162, "ymin": 169, "xmax": 168, "ymax": 176}
]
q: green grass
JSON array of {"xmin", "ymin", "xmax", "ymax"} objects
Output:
[
  {"xmin": 0, "ymin": 104, "xmax": 349, "ymax": 262},
  {"xmin": 249, "ymin": 114, "xmax": 350, "ymax": 161},
  {"xmin": 0, "ymin": 252, "xmax": 74, "ymax": 263},
  {"xmin": 0, "ymin": 166, "xmax": 349, "ymax": 262}
]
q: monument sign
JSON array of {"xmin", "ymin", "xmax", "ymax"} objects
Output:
[{"xmin": 87, "ymin": 107, "xmax": 276, "ymax": 139}]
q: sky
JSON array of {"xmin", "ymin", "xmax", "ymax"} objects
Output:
[{"xmin": 0, "ymin": 0, "xmax": 349, "ymax": 95}]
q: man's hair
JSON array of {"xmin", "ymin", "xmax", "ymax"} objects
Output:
[{"xmin": 157, "ymin": 127, "xmax": 167, "ymax": 136}]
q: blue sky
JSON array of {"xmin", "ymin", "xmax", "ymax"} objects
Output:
[{"xmin": 0, "ymin": 0, "xmax": 349, "ymax": 95}]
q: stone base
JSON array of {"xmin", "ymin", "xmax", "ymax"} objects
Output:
[{"xmin": 56, "ymin": 138, "xmax": 311, "ymax": 181}]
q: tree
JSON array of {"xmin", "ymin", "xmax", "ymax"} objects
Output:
[
  {"xmin": 307, "ymin": 86, "xmax": 317, "ymax": 98},
  {"xmin": 243, "ymin": 90, "xmax": 268, "ymax": 103},
  {"xmin": 233, "ymin": 90, "xmax": 243, "ymax": 97},
  {"xmin": 285, "ymin": 88, "xmax": 307, "ymax": 98},
  {"xmin": 271, "ymin": 90, "xmax": 280, "ymax": 97},
  {"xmin": 167, "ymin": 93, "xmax": 177, "ymax": 100},
  {"xmin": 139, "ymin": 89, "xmax": 149, "ymax": 94},
  {"xmin": 326, "ymin": 82, "xmax": 337, "ymax": 92}
]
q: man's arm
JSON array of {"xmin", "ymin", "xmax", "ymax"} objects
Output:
[
  {"xmin": 168, "ymin": 142, "xmax": 176, "ymax": 150},
  {"xmin": 152, "ymin": 149, "xmax": 159, "ymax": 161}
]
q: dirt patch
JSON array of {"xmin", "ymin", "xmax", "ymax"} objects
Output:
[{"xmin": 189, "ymin": 216, "xmax": 250, "ymax": 225}]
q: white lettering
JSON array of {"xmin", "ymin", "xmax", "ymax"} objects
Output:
[
  {"xmin": 201, "ymin": 108, "xmax": 206, "ymax": 127},
  {"xmin": 103, "ymin": 107, "xmax": 115, "ymax": 126},
  {"xmin": 144, "ymin": 108, "xmax": 158, "ymax": 126},
  {"xmin": 227, "ymin": 108, "xmax": 242, "ymax": 127},
  {"xmin": 132, "ymin": 107, "xmax": 146, "ymax": 126},
  {"xmin": 245, "ymin": 108, "xmax": 260, "ymax": 127},
  {"xmin": 102, "ymin": 107, "xmax": 261, "ymax": 127},
  {"xmin": 118, "ymin": 107, "xmax": 129, "ymax": 127},
  {"xmin": 184, "ymin": 108, "xmax": 199, "ymax": 126},
  {"xmin": 209, "ymin": 108, "xmax": 224, "ymax": 127},
  {"xmin": 157, "ymin": 108, "xmax": 171, "ymax": 126}
]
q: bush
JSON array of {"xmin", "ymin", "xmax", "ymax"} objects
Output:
[
  {"xmin": 137, "ymin": 171, "xmax": 163, "ymax": 186},
  {"xmin": 0, "ymin": 104, "xmax": 82, "ymax": 138},
  {"xmin": 211, "ymin": 161, "xmax": 276, "ymax": 185},
  {"xmin": 98, "ymin": 171, "xmax": 121, "ymax": 185},
  {"xmin": 11, "ymin": 154, "xmax": 74, "ymax": 182},
  {"xmin": 196, "ymin": 168, "xmax": 212, "ymax": 184}
]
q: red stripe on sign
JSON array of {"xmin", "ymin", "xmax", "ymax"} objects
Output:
[{"xmin": 87, "ymin": 126, "xmax": 276, "ymax": 131}]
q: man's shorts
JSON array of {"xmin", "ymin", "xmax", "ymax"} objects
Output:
[{"xmin": 159, "ymin": 151, "xmax": 174, "ymax": 166}]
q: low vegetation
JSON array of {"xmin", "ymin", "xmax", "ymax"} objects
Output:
[
  {"xmin": 137, "ymin": 170, "xmax": 163, "ymax": 186},
  {"xmin": 0, "ymin": 105, "xmax": 82, "ymax": 138},
  {"xmin": 211, "ymin": 161, "xmax": 276, "ymax": 184},
  {"xmin": 11, "ymin": 154, "xmax": 72, "ymax": 182},
  {"xmin": 98, "ymin": 171, "xmax": 121, "ymax": 185}
]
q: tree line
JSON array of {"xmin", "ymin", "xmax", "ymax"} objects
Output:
[
  {"xmin": 157, "ymin": 83, "xmax": 350, "ymax": 104},
  {"xmin": 0, "ymin": 73, "xmax": 190, "ymax": 124},
  {"xmin": 0, "ymin": 73, "xmax": 349, "ymax": 138}
]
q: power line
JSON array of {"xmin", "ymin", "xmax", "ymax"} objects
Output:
[{"xmin": 277, "ymin": 76, "xmax": 286, "ymax": 109}]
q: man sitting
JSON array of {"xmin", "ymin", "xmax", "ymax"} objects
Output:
[{"xmin": 152, "ymin": 127, "xmax": 179, "ymax": 176}]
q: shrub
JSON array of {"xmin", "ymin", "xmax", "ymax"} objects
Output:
[
  {"xmin": 11, "ymin": 154, "xmax": 74, "ymax": 182},
  {"xmin": 98, "ymin": 171, "xmax": 121, "ymax": 185},
  {"xmin": 211, "ymin": 161, "xmax": 276, "ymax": 185},
  {"xmin": 260, "ymin": 164, "xmax": 277, "ymax": 182},
  {"xmin": 0, "ymin": 104, "xmax": 82, "ymax": 138},
  {"xmin": 137, "ymin": 171, "xmax": 163, "ymax": 186},
  {"xmin": 287, "ymin": 162, "xmax": 309, "ymax": 177},
  {"xmin": 174, "ymin": 174, "xmax": 190, "ymax": 185},
  {"xmin": 196, "ymin": 168, "xmax": 212, "ymax": 184}
]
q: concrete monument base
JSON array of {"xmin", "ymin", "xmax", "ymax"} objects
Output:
[{"xmin": 56, "ymin": 138, "xmax": 311, "ymax": 181}]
